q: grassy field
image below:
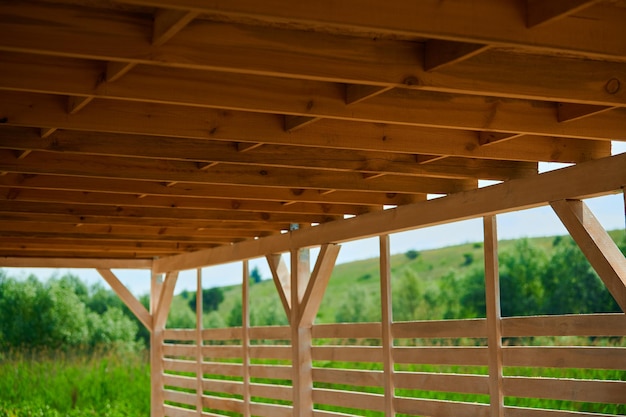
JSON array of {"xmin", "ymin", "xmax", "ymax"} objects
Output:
[{"xmin": 0, "ymin": 348, "xmax": 150, "ymax": 417}]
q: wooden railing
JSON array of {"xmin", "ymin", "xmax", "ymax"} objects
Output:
[{"xmin": 157, "ymin": 314, "xmax": 625, "ymax": 417}]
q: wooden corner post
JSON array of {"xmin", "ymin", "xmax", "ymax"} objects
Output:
[
  {"xmin": 484, "ymin": 216, "xmax": 504, "ymax": 417},
  {"xmin": 268, "ymin": 244, "xmax": 340, "ymax": 416},
  {"xmin": 150, "ymin": 270, "xmax": 179, "ymax": 417}
]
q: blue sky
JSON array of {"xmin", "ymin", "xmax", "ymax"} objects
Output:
[{"xmin": 5, "ymin": 142, "xmax": 625, "ymax": 296}]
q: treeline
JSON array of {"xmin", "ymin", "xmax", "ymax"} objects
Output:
[
  {"xmin": 0, "ymin": 273, "xmax": 149, "ymax": 351},
  {"xmin": 1, "ymin": 234, "xmax": 624, "ymax": 350},
  {"xmin": 340, "ymin": 235, "xmax": 624, "ymax": 323}
]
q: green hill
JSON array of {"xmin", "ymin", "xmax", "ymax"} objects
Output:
[{"xmin": 171, "ymin": 230, "xmax": 624, "ymax": 329}]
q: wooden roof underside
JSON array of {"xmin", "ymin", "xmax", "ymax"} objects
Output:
[{"xmin": 0, "ymin": 0, "xmax": 624, "ymax": 260}]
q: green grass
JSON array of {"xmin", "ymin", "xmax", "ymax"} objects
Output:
[{"xmin": 0, "ymin": 348, "xmax": 150, "ymax": 417}]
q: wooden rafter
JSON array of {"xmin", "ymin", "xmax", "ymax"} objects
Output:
[
  {"xmin": 526, "ymin": 0, "xmax": 601, "ymax": 28},
  {"xmin": 116, "ymin": 0, "xmax": 626, "ymax": 60}
]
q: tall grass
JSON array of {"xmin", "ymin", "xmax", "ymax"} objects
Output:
[{"xmin": 0, "ymin": 347, "xmax": 150, "ymax": 417}]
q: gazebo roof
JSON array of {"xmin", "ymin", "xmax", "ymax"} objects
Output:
[{"xmin": 0, "ymin": 0, "xmax": 625, "ymax": 261}]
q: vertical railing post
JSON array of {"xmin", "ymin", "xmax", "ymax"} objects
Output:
[
  {"xmin": 291, "ymin": 248, "xmax": 313, "ymax": 417},
  {"xmin": 151, "ymin": 271, "xmax": 164, "ymax": 417},
  {"xmin": 242, "ymin": 260, "xmax": 251, "ymax": 417},
  {"xmin": 379, "ymin": 235, "xmax": 396, "ymax": 416},
  {"xmin": 484, "ymin": 215, "xmax": 504, "ymax": 417},
  {"xmin": 196, "ymin": 268, "xmax": 203, "ymax": 416}
]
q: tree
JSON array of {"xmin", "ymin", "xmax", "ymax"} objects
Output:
[
  {"xmin": 188, "ymin": 287, "xmax": 224, "ymax": 313},
  {"xmin": 405, "ymin": 249, "xmax": 420, "ymax": 260},
  {"xmin": 392, "ymin": 270, "xmax": 422, "ymax": 321},
  {"xmin": 250, "ymin": 266, "xmax": 262, "ymax": 284},
  {"xmin": 541, "ymin": 237, "xmax": 620, "ymax": 314}
]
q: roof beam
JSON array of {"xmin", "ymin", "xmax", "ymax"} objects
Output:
[
  {"xmin": 0, "ymin": 94, "xmax": 613, "ymax": 160},
  {"xmin": 1, "ymin": 58, "xmax": 624, "ymax": 138},
  {"xmin": 0, "ymin": 257, "xmax": 152, "ymax": 269},
  {"xmin": 0, "ymin": 4, "xmax": 624, "ymax": 105},
  {"xmin": 115, "ymin": 0, "xmax": 626, "ymax": 60},
  {"xmin": 0, "ymin": 173, "xmax": 419, "ymax": 207},
  {"xmin": 153, "ymin": 152, "xmax": 626, "ymax": 273},
  {"xmin": 0, "ymin": 149, "xmax": 477, "ymax": 195},
  {"xmin": 0, "ymin": 187, "xmax": 370, "ymax": 216},
  {"xmin": 0, "ymin": 128, "xmax": 538, "ymax": 181},
  {"xmin": 526, "ymin": 0, "xmax": 601, "ymax": 28}
]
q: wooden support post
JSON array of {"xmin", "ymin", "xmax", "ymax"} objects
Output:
[
  {"xmin": 97, "ymin": 268, "xmax": 152, "ymax": 332},
  {"xmin": 154, "ymin": 271, "xmax": 180, "ymax": 330},
  {"xmin": 150, "ymin": 270, "xmax": 164, "ymax": 417},
  {"xmin": 242, "ymin": 260, "xmax": 251, "ymax": 417},
  {"xmin": 195, "ymin": 268, "xmax": 203, "ymax": 416},
  {"xmin": 484, "ymin": 216, "xmax": 504, "ymax": 417},
  {"xmin": 551, "ymin": 199, "xmax": 626, "ymax": 311},
  {"xmin": 379, "ymin": 235, "xmax": 395, "ymax": 416},
  {"xmin": 291, "ymin": 247, "xmax": 313, "ymax": 417}
]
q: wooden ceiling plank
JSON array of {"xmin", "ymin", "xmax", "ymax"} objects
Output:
[
  {"xmin": 0, "ymin": 53, "xmax": 626, "ymax": 138},
  {"xmin": 0, "ymin": 250, "xmax": 175, "ymax": 260},
  {"xmin": 423, "ymin": 40, "xmax": 490, "ymax": 72},
  {"xmin": 0, "ymin": 232, "xmax": 240, "ymax": 245},
  {"xmin": 1, "ymin": 4, "xmax": 624, "ymax": 106},
  {"xmin": 115, "ymin": 0, "xmax": 626, "ymax": 60},
  {"xmin": 0, "ymin": 200, "xmax": 341, "ymax": 225},
  {"xmin": 236, "ymin": 142, "xmax": 263, "ymax": 153},
  {"xmin": 153, "ymin": 153, "xmax": 626, "ymax": 273},
  {"xmin": 0, "ymin": 149, "xmax": 478, "ymax": 195},
  {"xmin": 557, "ymin": 103, "xmax": 615, "ymax": 123},
  {"xmin": 0, "ymin": 187, "xmax": 371, "ymax": 216},
  {"xmin": 0, "ymin": 94, "xmax": 616, "ymax": 158},
  {"xmin": 1, "ymin": 55, "xmax": 624, "ymax": 137},
  {"xmin": 0, "ymin": 239, "xmax": 215, "ymax": 254},
  {"xmin": 0, "ymin": 211, "xmax": 291, "ymax": 231},
  {"xmin": 0, "ymin": 127, "xmax": 538, "ymax": 180},
  {"xmin": 526, "ymin": 0, "xmax": 602, "ymax": 28},
  {"xmin": 0, "ymin": 221, "xmax": 272, "ymax": 240},
  {"xmin": 152, "ymin": 8, "xmax": 199, "ymax": 47},
  {"xmin": 0, "ymin": 173, "xmax": 418, "ymax": 207}
]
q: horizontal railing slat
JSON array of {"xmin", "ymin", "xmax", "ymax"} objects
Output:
[
  {"xmin": 201, "ymin": 378, "xmax": 244, "ymax": 396},
  {"xmin": 501, "ymin": 314, "xmax": 626, "ymax": 337},
  {"xmin": 394, "ymin": 397, "xmax": 490, "ymax": 417},
  {"xmin": 163, "ymin": 343, "xmax": 197, "ymax": 358},
  {"xmin": 202, "ymin": 327, "xmax": 243, "ymax": 341},
  {"xmin": 250, "ymin": 363, "xmax": 292, "ymax": 380},
  {"xmin": 163, "ymin": 404, "xmax": 197, "ymax": 417},
  {"xmin": 202, "ymin": 345, "xmax": 241, "ymax": 359},
  {"xmin": 249, "ymin": 401, "xmax": 293, "ymax": 417},
  {"xmin": 163, "ymin": 389, "xmax": 196, "ymax": 407},
  {"xmin": 312, "ymin": 322, "xmax": 382, "ymax": 339},
  {"xmin": 392, "ymin": 318, "xmax": 487, "ymax": 339},
  {"xmin": 202, "ymin": 361, "xmax": 243, "ymax": 378},
  {"xmin": 201, "ymin": 394, "xmax": 243, "ymax": 413},
  {"xmin": 250, "ymin": 345, "xmax": 292, "ymax": 360},
  {"xmin": 312, "ymin": 388, "xmax": 385, "ymax": 412},
  {"xmin": 394, "ymin": 371, "xmax": 489, "ymax": 395},
  {"xmin": 163, "ymin": 374, "xmax": 197, "ymax": 391},
  {"xmin": 249, "ymin": 382, "xmax": 292, "ymax": 401},
  {"xmin": 163, "ymin": 358, "xmax": 197, "ymax": 374},
  {"xmin": 503, "ymin": 346, "xmax": 626, "ymax": 369},
  {"xmin": 503, "ymin": 377, "xmax": 626, "ymax": 404},
  {"xmin": 504, "ymin": 406, "xmax": 618, "ymax": 417},
  {"xmin": 249, "ymin": 326, "xmax": 291, "ymax": 340},
  {"xmin": 312, "ymin": 367, "xmax": 384, "ymax": 387},
  {"xmin": 312, "ymin": 346, "xmax": 383, "ymax": 362},
  {"xmin": 393, "ymin": 346, "xmax": 488, "ymax": 366},
  {"xmin": 164, "ymin": 329, "xmax": 196, "ymax": 341}
]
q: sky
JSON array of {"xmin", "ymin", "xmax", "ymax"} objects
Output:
[{"xmin": 4, "ymin": 142, "xmax": 625, "ymax": 297}]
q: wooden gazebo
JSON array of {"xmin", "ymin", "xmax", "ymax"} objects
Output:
[{"xmin": 0, "ymin": 1, "xmax": 625, "ymax": 416}]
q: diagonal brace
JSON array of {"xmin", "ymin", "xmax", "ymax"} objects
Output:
[
  {"xmin": 551, "ymin": 199, "xmax": 626, "ymax": 312},
  {"xmin": 97, "ymin": 268, "xmax": 153, "ymax": 332}
]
